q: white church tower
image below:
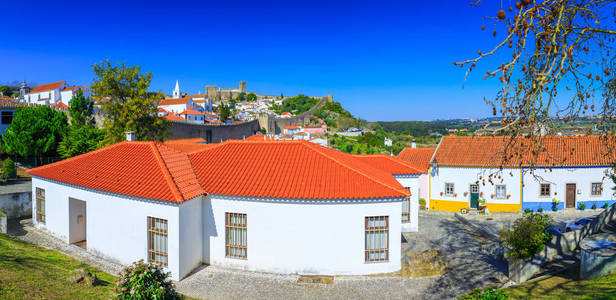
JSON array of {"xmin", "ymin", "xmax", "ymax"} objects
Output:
[{"xmin": 173, "ymin": 80, "xmax": 182, "ymax": 98}]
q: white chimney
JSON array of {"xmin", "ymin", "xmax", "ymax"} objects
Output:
[
  {"xmin": 126, "ymin": 131, "xmax": 136, "ymax": 141},
  {"xmin": 411, "ymin": 139, "xmax": 417, "ymax": 148}
]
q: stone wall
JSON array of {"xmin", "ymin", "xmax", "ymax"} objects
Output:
[
  {"xmin": 259, "ymin": 98, "xmax": 328, "ymax": 134},
  {"xmin": 0, "ymin": 191, "xmax": 32, "ymax": 218},
  {"xmin": 168, "ymin": 119, "xmax": 261, "ymax": 143}
]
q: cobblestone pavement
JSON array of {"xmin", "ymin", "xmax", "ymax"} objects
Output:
[
  {"xmin": 462, "ymin": 209, "xmax": 605, "ymax": 237},
  {"xmin": 7, "ymin": 215, "xmax": 507, "ymax": 300}
]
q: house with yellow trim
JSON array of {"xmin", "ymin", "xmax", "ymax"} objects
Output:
[{"xmin": 428, "ymin": 136, "xmax": 616, "ymax": 213}]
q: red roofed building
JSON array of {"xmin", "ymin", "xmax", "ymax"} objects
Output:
[
  {"xmin": 158, "ymin": 97, "xmax": 195, "ymax": 115},
  {"xmin": 428, "ymin": 135, "xmax": 616, "ymax": 213},
  {"xmin": 397, "ymin": 147, "xmax": 436, "ymax": 201},
  {"xmin": 28, "ymin": 139, "xmax": 411, "ymax": 280},
  {"xmin": 24, "ymin": 81, "xmax": 66, "ymax": 105}
]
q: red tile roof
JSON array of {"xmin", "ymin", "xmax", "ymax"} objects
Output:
[
  {"xmin": 178, "ymin": 109, "xmax": 202, "ymax": 115},
  {"xmin": 159, "ymin": 98, "xmax": 189, "ymax": 106},
  {"xmin": 27, "ymin": 142, "xmax": 205, "ymax": 203},
  {"xmin": 162, "ymin": 115, "xmax": 184, "ymax": 121},
  {"xmin": 62, "ymin": 86, "xmax": 88, "ymax": 92},
  {"xmin": 158, "ymin": 107, "xmax": 167, "ymax": 113},
  {"xmin": 433, "ymin": 136, "xmax": 616, "ymax": 167},
  {"xmin": 397, "ymin": 148, "xmax": 436, "ymax": 173},
  {"xmin": 284, "ymin": 126, "xmax": 300, "ymax": 130},
  {"xmin": 29, "ymin": 81, "xmax": 65, "ymax": 94},
  {"xmin": 354, "ymin": 154, "xmax": 423, "ymax": 175},
  {"xmin": 28, "ymin": 140, "xmax": 409, "ymax": 202},
  {"xmin": 0, "ymin": 98, "xmax": 26, "ymax": 108},
  {"xmin": 55, "ymin": 102, "xmax": 69, "ymax": 108}
]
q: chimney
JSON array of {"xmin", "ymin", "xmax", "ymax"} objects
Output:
[
  {"xmin": 411, "ymin": 139, "xmax": 417, "ymax": 148},
  {"xmin": 126, "ymin": 131, "xmax": 136, "ymax": 141}
]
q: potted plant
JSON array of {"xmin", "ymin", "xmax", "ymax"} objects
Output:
[
  {"xmin": 552, "ymin": 198, "xmax": 559, "ymax": 211},
  {"xmin": 506, "ymin": 194, "xmax": 511, "ymax": 199},
  {"xmin": 478, "ymin": 198, "xmax": 487, "ymax": 210},
  {"xmin": 454, "ymin": 193, "xmax": 458, "ymax": 197},
  {"xmin": 480, "ymin": 192, "xmax": 484, "ymax": 196},
  {"xmin": 490, "ymin": 194, "xmax": 495, "ymax": 199},
  {"xmin": 579, "ymin": 202, "xmax": 586, "ymax": 210},
  {"xmin": 440, "ymin": 192, "xmax": 444, "ymax": 196},
  {"xmin": 603, "ymin": 203, "xmax": 609, "ymax": 209},
  {"xmin": 592, "ymin": 203, "xmax": 597, "ymax": 209},
  {"xmin": 464, "ymin": 191, "xmax": 468, "ymax": 196},
  {"xmin": 419, "ymin": 198, "xmax": 426, "ymax": 210}
]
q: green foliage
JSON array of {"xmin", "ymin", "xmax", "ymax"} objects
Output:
[
  {"xmin": 236, "ymin": 92, "xmax": 246, "ymax": 101},
  {"xmin": 280, "ymin": 94, "xmax": 319, "ymax": 115},
  {"xmin": 579, "ymin": 202, "xmax": 586, "ymax": 210},
  {"xmin": 461, "ymin": 287, "xmax": 509, "ymax": 300},
  {"xmin": 219, "ymin": 103, "xmax": 231, "ymax": 122},
  {"xmin": 68, "ymin": 90, "xmax": 95, "ymax": 127},
  {"xmin": 246, "ymin": 93, "xmax": 257, "ymax": 102},
  {"xmin": 538, "ymin": 206, "xmax": 544, "ymax": 212},
  {"xmin": 0, "ymin": 85, "xmax": 12, "ymax": 97},
  {"xmin": 1, "ymin": 157, "xmax": 17, "ymax": 179},
  {"xmin": 2, "ymin": 106, "xmax": 68, "ymax": 159},
  {"xmin": 115, "ymin": 260, "xmax": 182, "ymax": 300},
  {"xmin": 592, "ymin": 203, "xmax": 597, "ymax": 209},
  {"xmin": 603, "ymin": 202, "xmax": 609, "ymax": 209},
  {"xmin": 58, "ymin": 126, "xmax": 104, "ymax": 158},
  {"xmin": 91, "ymin": 60, "xmax": 169, "ymax": 146},
  {"xmin": 377, "ymin": 121, "xmax": 449, "ymax": 136},
  {"xmin": 498, "ymin": 211, "xmax": 554, "ymax": 259},
  {"xmin": 315, "ymin": 101, "xmax": 353, "ymax": 129},
  {"xmin": 419, "ymin": 198, "xmax": 426, "ymax": 206}
]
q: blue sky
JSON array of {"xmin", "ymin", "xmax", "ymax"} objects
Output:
[{"xmin": 1, "ymin": 0, "xmax": 526, "ymax": 121}]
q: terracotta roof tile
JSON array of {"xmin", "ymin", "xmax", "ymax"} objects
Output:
[
  {"xmin": 354, "ymin": 154, "xmax": 423, "ymax": 175},
  {"xmin": 0, "ymin": 98, "xmax": 27, "ymax": 108},
  {"xmin": 159, "ymin": 98, "xmax": 189, "ymax": 106},
  {"xmin": 434, "ymin": 136, "xmax": 616, "ymax": 167},
  {"xmin": 56, "ymin": 102, "xmax": 69, "ymax": 108},
  {"xmin": 29, "ymin": 81, "xmax": 65, "ymax": 94},
  {"xmin": 397, "ymin": 148, "xmax": 435, "ymax": 172}
]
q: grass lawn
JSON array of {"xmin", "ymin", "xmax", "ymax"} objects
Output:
[
  {"xmin": 505, "ymin": 266, "xmax": 616, "ymax": 299},
  {"xmin": 0, "ymin": 233, "xmax": 117, "ymax": 299}
]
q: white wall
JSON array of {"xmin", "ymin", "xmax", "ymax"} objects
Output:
[
  {"xmin": 430, "ymin": 166, "xmax": 522, "ymax": 208},
  {"xmin": 31, "ymin": 177, "xmax": 184, "ymax": 280},
  {"xmin": 205, "ymin": 195, "xmax": 402, "ymax": 275},
  {"xmin": 522, "ymin": 167, "xmax": 616, "ymax": 209},
  {"xmin": 395, "ymin": 176, "xmax": 419, "ymax": 232},
  {"xmin": 178, "ymin": 197, "xmax": 203, "ymax": 279}
]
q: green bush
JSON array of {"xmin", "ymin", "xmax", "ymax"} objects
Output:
[
  {"xmin": 461, "ymin": 287, "xmax": 509, "ymax": 300},
  {"xmin": 538, "ymin": 206, "xmax": 543, "ymax": 213},
  {"xmin": 498, "ymin": 211, "xmax": 554, "ymax": 259},
  {"xmin": 603, "ymin": 203, "xmax": 609, "ymax": 209},
  {"xmin": 419, "ymin": 198, "xmax": 426, "ymax": 206},
  {"xmin": 579, "ymin": 202, "xmax": 586, "ymax": 210},
  {"xmin": 1, "ymin": 157, "xmax": 17, "ymax": 179},
  {"xmin": 115, "ymin": 260, "xmax": 182, "ymax": 300},
  {"xmin": 592, "ymin": 203, "xmax": 597, "ymax": 209}
]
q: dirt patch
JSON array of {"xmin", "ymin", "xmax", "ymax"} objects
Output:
[
  {"xmin": 297, "ymin": 275, "xmax": 334, "ymax": 285},
  {"xmin": 402, "ymin": 249, "xmax": 447, "ymax": 278}
]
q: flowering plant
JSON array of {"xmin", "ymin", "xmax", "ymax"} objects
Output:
[{"xmin": 115, "ymin": 260, "xmax": 182, "ymax": 300}]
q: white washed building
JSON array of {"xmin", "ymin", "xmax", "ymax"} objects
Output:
[{"xmin": 28, "ymin": 139, "xmax": 410, "ymax": 280}]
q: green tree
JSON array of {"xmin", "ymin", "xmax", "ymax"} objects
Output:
[
  {"xmin": 58, "ymin": 126, "xmax": 104, "ymax": 159},
  {"xmin": 219, "ymin": 103, "xmax": 230, "ymax": 122},
  {"xmin": 91, "ymin": 60, "xmax": 169, "ymax": 145},
  {"xmin": 236, "ymin": 92, "xmax": 246, "ymax": 101},
  {"xmin": 2, "ymin": 106, "xmax": 68, "ymax": 161},
  {"xmin": 246, "ymin": 93, "xmax": 257, "ymax": 102},
  {"xmin": 0, "ymin": 85, "xmax": 12, "ymax": 97},
  {"xmin": 68, "ymin": 89, "xmax": 95, "ymax": 126},
  {"xmin": 1, "ymin": 158, "xmax": 17, "ymax": 179}
]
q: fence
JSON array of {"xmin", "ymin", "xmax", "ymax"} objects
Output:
[{"xmin": 11, "ymin": 156, "xmax": 63, "ymax": 169}]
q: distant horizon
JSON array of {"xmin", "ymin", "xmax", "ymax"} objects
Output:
[{"xmin": 0, "ymin": 0, "xmax": 590, "ymax": 122}]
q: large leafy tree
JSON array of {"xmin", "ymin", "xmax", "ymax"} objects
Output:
[
  {"xmin": 2, "ymin": 106, "xmax": 68, "ymax": 160},
  {"xmin": 91, "ymin": 60, "xmax": 169, "ymax": 145},
  {"xmin": 246, "ymin": 93, "xmax": 257, "ymax": 102},
  {"xmin": 58, "ymin": 90, "xmax": 104, "ymax": 158}
]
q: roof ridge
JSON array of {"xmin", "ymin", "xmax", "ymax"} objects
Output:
[
  {"xmin": 302, "ymin": 142, "xmax": 408, "ymax": 196},
  {"xmin": 380, "ymin": 154, "xmax": 424, "ymax": 174},
  {"xmin": 156, "ymin": 143, "xmax": 207, "ymax": 197},
  {"xmin": 150, "ymin": 143, "xmax": 185, "ymax": 202}
]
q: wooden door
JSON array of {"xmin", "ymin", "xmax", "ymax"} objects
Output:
[{"xmin": 566, "ymin": 184, "xmax": 576, "ymax": 208}]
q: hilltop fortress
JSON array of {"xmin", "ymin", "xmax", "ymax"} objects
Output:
[{"xmin": 206, "ymin": 81, "xmax": 247, "ymax": 101}]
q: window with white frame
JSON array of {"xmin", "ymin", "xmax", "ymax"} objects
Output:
[
  {"xmin": 591, "ymin": 183, "xmax": 602, "ymax": 196},
  {"xmin": 445, "ymin": 183, "xmax": 455, "ymax": 196},
  {"xmin": 495, "ymin": 185, "xmax": 506, "ymax": 199},
  {"xmin": 365, "ymin": 216, "xmax": 389, "ymax": 262},
  {"xmin": 540, "ymin": 183, "xmax": 551, "ymax": 196}
]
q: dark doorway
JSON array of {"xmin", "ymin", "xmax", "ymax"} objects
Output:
[{"xmin": 566, "ymin": 184, "xmax": 576, "ymax": 208}]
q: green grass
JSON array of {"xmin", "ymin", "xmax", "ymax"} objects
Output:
[
  {"xmin": 0, "ymin": 233, "xmax": 117, "ymax": 299},
  {"xmin": 505, "ymin": 266, "xmax": 616, "ymax": 299}
]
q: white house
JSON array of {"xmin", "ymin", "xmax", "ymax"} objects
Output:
[
  {"xmin": 427, "ymin": 136, "xmax": 616, "ymax": 212},
  {"xmin": 60, "ymin": 86, "xmax": 91, "ymax": 104},
  {"xmin": 23, "ymin": 81, "xmax": 67, "ymax": 105},
  {"xmin": 178, "ymin": 108, "xmax": 205, "ymax": 124},
  {"xmin": 158, "ymin": 98, "xmax": 196, "ymax": 115},
  {"xmin": 354, "ymin": 154, "xmax": 422, "ymax": 232},
  {"xmin": 28, "ymin": 139, "xmax": 411, "ymax": 280},
  {"xmin": 283, "ymin": 126, "xmax": 301, "ymax": 135}
]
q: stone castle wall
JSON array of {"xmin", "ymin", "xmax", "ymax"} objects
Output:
[{"xmin": 168, "ymin": 119, "xmax": 261, "ymax": 142}]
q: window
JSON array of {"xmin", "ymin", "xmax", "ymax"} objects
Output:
[
  {"xmin": 401, "ymin": 187, "xmax": 411, "ymax": 223},
  {"xmin": 365, "ymin": 216, "xmax": 389, "ymax": 262},
  {"xmin": 445, "ymin": 183, "xmax": 455, "ymax": 196},
  {"xmin": 470, "ymin": 185, "xmax": 479, "ymax": 194},
  {"xmin": 540, "ymin": 184, "xmax": 551, "ymax": 196},
  {"xmin": 225, "ymin": 213, "xmax": 247, "ymax": 259},
  {"xmin": 36, "ymin": 188, "xmax": 45, "ymax": 224},
  {"xmin": 495, "ymin": 185, "xmax": 506, "ymax": 199},
  {"xmin": 147, "ymin": 217, "xmax": 168, "ymax": 266},
  {"xmin": 1, "ymin": 111, "xmax": 13, "ymax": 125},
  {"xmin": 591, "ymin": 183, "xmax": 602, "ymax": 196}
]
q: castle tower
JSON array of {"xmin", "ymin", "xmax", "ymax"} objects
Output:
[
  {"xmin": 173, "ymin": 80, "xmax": 181, "ymax": 98},
  {"xmin": 239, "ymin": 81, "xmax": 246, "ymax": 93}
]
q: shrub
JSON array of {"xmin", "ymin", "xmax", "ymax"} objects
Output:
[
  {"xmin": 579, "ymin": 202, "xmax": 586, "ymax": 210},
  {"xmin": 461, "ymin": 287, "xmax": 509, "ymax": 300},
  {"xmin": 419, "ymin": 198, "xmax": 426, "ymax": 206},
  {"xmin": 1, "ymin": 158, "xmax": 16, "ymax": 179},
  {"xmin": 115, "ymin": 260, "xmax": 182, "ymax": 300},
  {"xmin": 498, "ymin": 211, "xmax": 554, "ymax": 259},
  {"xmin": 538, "ymin": 206, "xmax": 543, "ymax": 213},
  {"xmin": 603, "ymin": 203, "xmax": 609, "ymax": 209},
  {"xmin": 592, "ymin": 203, "xmax": 597, "ymax": 209},
  {"xmin": 524, "ymin": 208, "xmax": 532, "ymax": 213}
]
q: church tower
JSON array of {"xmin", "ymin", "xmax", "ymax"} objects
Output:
[
  {"xmin": 173, "ymin": 80, "xmax": 181, "ymax": 98},
  {"xmin": 19, "ymin": 80, "xmax": 30, "ymax": 102}
]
